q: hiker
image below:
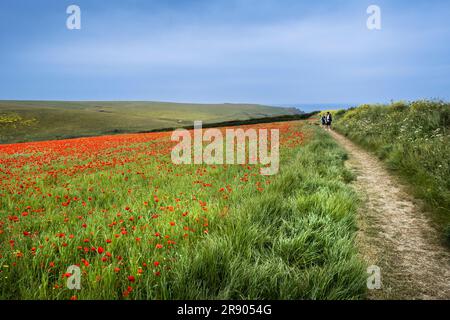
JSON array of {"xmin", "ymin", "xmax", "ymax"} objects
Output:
[
  {"xmin": 325, "ymin": 112, "xmax": 332, "ymax": 130},
  {"xmin": 321, "ymin": 115, "xmax": 326, "ymax": 127}
]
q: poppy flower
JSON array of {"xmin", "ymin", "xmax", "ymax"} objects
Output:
[
  {"xmin": 97, "ymin": 247, "xmax": 104, "ymax": 254},
  {"xmin": 127, "ymin": 275, "xmax": 135, "ymax": 282}
]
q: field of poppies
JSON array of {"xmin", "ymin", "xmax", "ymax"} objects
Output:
[{"xmin": 0, "ymin": 121, "xmax": 366, "ymax": 300}]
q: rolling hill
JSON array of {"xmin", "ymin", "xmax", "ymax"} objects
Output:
[{"xmin": 0, "ymin": 101, "xmax": 300, "ymax": 144}]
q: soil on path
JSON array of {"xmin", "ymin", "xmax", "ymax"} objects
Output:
[{"xmin": 329, "ymin": 129, "xmax": 450, "ymax": 300}]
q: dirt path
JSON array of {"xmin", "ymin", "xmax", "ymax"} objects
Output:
[{"xmin": 329, "ymin": 130, "xmax": 450, "ymax": 300}]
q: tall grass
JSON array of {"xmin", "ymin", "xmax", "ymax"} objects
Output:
[
  {"xmin": 334, "ymin": 100, "xmax": 450, "ymax": 242},
  {"xmin": 0, "ymin": 123, "xmax": 366, "ymax": 299},
  {"xmin": 166, "ymin": 128, "xmax": 367, "ymax": 299}
]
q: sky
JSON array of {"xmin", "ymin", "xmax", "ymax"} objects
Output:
[{"xmin": 0, "ymin": 0, "xmax": 449, "ymax": 105}]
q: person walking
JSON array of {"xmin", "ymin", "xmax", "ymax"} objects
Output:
[{"xmin": 325, "ymin": 112, "xmax": 332, "ymax": 130}]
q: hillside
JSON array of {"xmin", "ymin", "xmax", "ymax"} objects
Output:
[{"xmin": 0, "ymin": 101, "xmax": 299, "ymax": 144}]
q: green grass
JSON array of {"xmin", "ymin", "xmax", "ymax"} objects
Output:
[
  {"xmin": 0, "ymin": 121, "xmax": 367, "ymax": 299},
  {"xmin": 333, "ymin": 100, "xmax": 450, "ymax": 243},
  {"xmin": 166, "ymin": 127, "xmax": 366, "ymax": 299},
  {"xmin": 0, "ymin": 100, "xmax": 299, "ymax": 144}
]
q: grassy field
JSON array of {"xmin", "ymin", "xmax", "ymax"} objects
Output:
[
  {"xmin": 0, "ymin": 101, "xmax": 299, "ymax": 144},
  {"xmin": 332, "ymin": 100, "xmax": 450, "ymax": 243},
  {"xmin": 0, "ymin": 121, "xmax": 366, "ymax": 299}
]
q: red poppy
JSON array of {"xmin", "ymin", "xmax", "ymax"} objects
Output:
[
  {"xmin": 127, "ymin": 275, "xmax": 135, "ymax": 282},
  {"xmin": 97, "ymin": 246, "xmax": 104, "ymax": 254}
]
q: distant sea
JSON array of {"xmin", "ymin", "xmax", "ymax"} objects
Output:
[{"xmin": 273, "ymin": 103, "xmax": 359, "ymax": 113}]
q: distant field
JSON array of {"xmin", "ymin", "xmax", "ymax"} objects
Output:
[{"xmin": 0, "ymin": 101, "xmax": 299, "ymax": 144}]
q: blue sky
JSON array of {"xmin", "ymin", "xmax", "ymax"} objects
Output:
[{"xmin": 0, "ymin": 0, "xmax": 449, "ymax": 104}]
